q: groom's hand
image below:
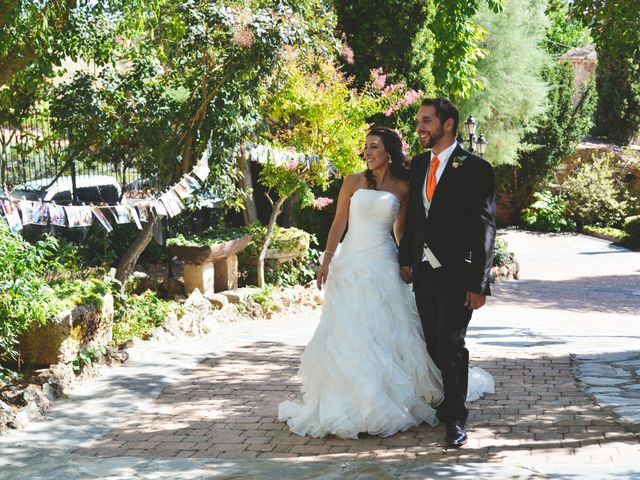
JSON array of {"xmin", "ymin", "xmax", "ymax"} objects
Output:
[
  {"xmin": 400, "ymin": 266, "xmax": 413, "ymax": 284},
  {"xmin": 465, "ymin": 291, "xmax": 486, "ymax": 310}
]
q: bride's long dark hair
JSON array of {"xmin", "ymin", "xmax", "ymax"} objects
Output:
[{"xmin": 365, "ymin": 126, "xmax": 409, "ymax": 189}]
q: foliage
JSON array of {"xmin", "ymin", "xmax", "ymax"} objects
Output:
[
  {"xmin": 241, "ymin": 224, "xmax": 311, "ymax": 258},
  {"xmin": 505, "ymin": 61, "xmax": 597, "ymax": 214},
  {"xmin": 49, "ymin": 56, "xmax": 180, "ymax": 185},
  {"xmin": 571, "ymin": 0, "xmax": 640, "ymax": 144},
  {"xmin": 492, "ymin": 237, "xmax": 510, "ymax": 267},
  {"xmin": 0, "ymin": 223, "xmax": 113, "ymax": 376},
  {"xmin": 166, "ymin": 226, "xmax": 249, "ymax": 248},
  {"xmin": 582, "ymin": 225, "xmax": 629, "ymax": 244},
  {"xmin": 261, "ymin": 54, "xmax": 421, "ymax": 178},
  {"xmin": 111, "ymin": 290, "xmax": 172, "ymax": 347},
  {"xmin": 544, "ymin": 0, "xmax": 592, "ymax": 55},
  {"xmin": 71, "ymin": 346, "xmax": 106, "ymax": 373},
  {"xmin": 623, "ymin": 215, "xmax": 640, "ymax": 247},
  {"xmin": 457, "ymin": 0, "xmax": 550, "ymax": 165},
  {"xmin": 431, "ymin": 0, "xmax": 503, "ymax": 99},
  {"xmin": 333, "ymin": 0, "xmax": 436, "ymax": 93},
  {"xmin": 265, "ymin": 238, "xmax": 320, "ymax": 287},
  {"xmin": 246, "ymin": 285, "xmax": 280, "ymax": 314},
  {"xmin": 0, "ymin": 0, "xmax": 164, "ymax": 137},
  {"xmin": 521, "ymin": 191, "xmax": 575, "ymax": 233},
  {"xmin": 559, "ymin": 154, "xmax": 635, "ymax": 228}
]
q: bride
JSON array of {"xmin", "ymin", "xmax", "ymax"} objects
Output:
[{"xmin": 277, "ymin": 127, "xmax": 492, "ymax": 439}]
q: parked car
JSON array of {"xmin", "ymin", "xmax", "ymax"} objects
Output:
[{"xmin": 10, "ymin": 175, "xmax": 122, "ymax": 205}]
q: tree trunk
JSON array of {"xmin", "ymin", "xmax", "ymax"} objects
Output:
[
  {"xmin": 238, "ymin": 142, "xmax": 258, "ymax": 225},
  {"xmin": 115, "ymin": 216, "xmax": 159, "ymax": 288},
  {"xmin": 256, "ymin": 197, "xmax": 287, "ymax": 287}
]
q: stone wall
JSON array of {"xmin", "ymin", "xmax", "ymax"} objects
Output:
[{"xmin": 19, "ymin": 294, "xmax": 114, "ymax": 366}]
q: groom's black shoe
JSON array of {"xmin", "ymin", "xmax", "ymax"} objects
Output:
[{"xmin": 445, "ymin": 420, "xmax": 467, "ymax": 448}]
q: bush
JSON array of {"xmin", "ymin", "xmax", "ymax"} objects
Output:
[
  {"xmin": 560, "ymin": 153, "xmax": 635, "ymax": 228},
  {"xmin": 623, "ymin": 215, "xmax": 640, "ymax": 247},
  {"xmin": 492, "ymin": 238, "xmax": 511, "ymax": 267},
  {"xmin": 521, "ymin": 191, "xmax": 576, "ymax": 233},
  {"xmin": 111, "ymin": 291, "xmax": 173, "ymax": 347},
  {"xmin": 1, "ymin": 223, "xmax": 76, "ymax": 374},
  {"xmin": 582, "ymin": 225, "xmax": 629, "ymax": 243}
]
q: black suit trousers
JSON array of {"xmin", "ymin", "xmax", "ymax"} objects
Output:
[{"xmin": 414, "ymin": 262, "xmax": 473, "ymax": 424}]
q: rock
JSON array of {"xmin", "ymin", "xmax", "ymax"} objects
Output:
[
  {"xmin": 149, "ymin": 326, "xmax": 171, "ymax": 342},
  {"xmin": 10, "ymin": 410, "xmax": 30, "ymax": 429},
  {"xmin": 178, "ymin": 291, "xmax": 210, "ymax": 335},
  {"xmin": 49, "ymin": 363, "xmax": 77, "ymax": 392},
  {"xmin": 162, "ymin": 277, "xmax": 185, "ymax": 295},
  {"xmin": 19, "ymin": 386, "xmax": 50, "ymax": 421},
  {"xmin": 204, "ymin": 292, "xmax": 229, "ymax": 309},
  {"xmin": 42, "ymin": 381, "xmax": 64, "ymax": 401},
  {"xmin": 162, "ymin": 312, "xmax": 182, "ymax": 337},
  {"xmin": 0, "ymin": 400, "xmax": 16, "ymax": 433},
  {"xmin": 94, "ymin": 346, "xmax": 128, "ymax": 366},
  {"xmin": 219, "ymin": 287, "xmax": 260, "ymax": 304},
  {"xmin": 184, "ymin": 289, "xmax": 211, "ymax": 316},
  {"xmin": 19, "ymin": 294, "xmax": 114, "ymax": 365}
]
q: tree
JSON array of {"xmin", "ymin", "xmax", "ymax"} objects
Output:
[
  {"xmin": 430, "ymin": 0, "xmax": 503, "ymax": 98},
  {"xmin": 456, "ymin": 0, "xmax": 550, "ymax": 165},
  {"xmin": 500, "ymin": 61, "xmax": 597, "ymax": 218},
  {"xmin": 250, "ymin": 53, "xmax": 421, "ymax": 286},
  {"xmin": 544, "ymin": 0, "xmax": 592, "ymax": 55},
  {"xmin": 333, "ymin": 0, "xmax": 436, "ymax": 92},
  {"xmin": 571, "ymin": 0, "xmax": 640, "ymax": 144}
]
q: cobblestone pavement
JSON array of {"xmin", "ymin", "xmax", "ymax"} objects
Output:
[{"xmin": 1, "ymin": 230, "xmax": 640, "ymax": 479}]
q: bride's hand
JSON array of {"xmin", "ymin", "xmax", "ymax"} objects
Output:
[{"xmin": 316, "ymin": 262, "xmax": 329, "ymax": 290}]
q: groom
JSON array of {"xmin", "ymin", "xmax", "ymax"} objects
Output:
[{"xmin": 399, "ymin": 98, "xmax": 496, "ymax": 448}]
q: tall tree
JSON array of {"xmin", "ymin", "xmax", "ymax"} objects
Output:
[
  {"xmin": 457, "ymin": 0, "xmax": 550, "ymax": 165},
  {"xmin": 572, "ymin": 0, "xmax": 640, "ymax": 144},
  {"xmin": 430, "ymin": 0, "xmax": 503, "ymax": 98},
  {"xmin": 333, "ymin": 0, "xmax": 436, "ymax": 92}
]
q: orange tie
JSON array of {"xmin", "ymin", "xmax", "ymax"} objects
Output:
[{"xmin": 426, "ymin": 155, "xmax": 440, "ymax": 201}]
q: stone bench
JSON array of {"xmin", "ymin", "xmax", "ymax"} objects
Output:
[{"xmin": 168, "ymin": 235, "xmax": 253, "ymax": 295}]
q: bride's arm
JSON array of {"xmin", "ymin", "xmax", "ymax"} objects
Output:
[
  {"xmin": 316, "ymin": 174, "xmax": 359, "ymax": 289},
  {"xmin": 392, "ymin": 183, "xmax": 410, "ymax": 245}
]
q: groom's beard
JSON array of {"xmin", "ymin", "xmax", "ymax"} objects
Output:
[{"xmin": 422, "ymin": 127, "xmax": 445, "ymax": 149}]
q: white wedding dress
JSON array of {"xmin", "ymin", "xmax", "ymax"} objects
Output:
[{"xmin": 278, "ymin": 188, "xmax": 494, "ymax": 439}]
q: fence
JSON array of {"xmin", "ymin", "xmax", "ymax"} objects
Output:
[{"xmin": 1, "ymin": 113, "xmax": 140, "ymax": 199}]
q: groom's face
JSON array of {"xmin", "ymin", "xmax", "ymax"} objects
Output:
[{"xmin": 416, "ymin": 105, "xmax": 445, "ymax": 149}]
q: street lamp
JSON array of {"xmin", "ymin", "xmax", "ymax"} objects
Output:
[{"xmin": 460, "ymin": 114, "xmax": 488, "ymax": 157}]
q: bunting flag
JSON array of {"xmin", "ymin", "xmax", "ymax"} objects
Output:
[
  {"xmin": 1, "ymin": 160, "xmax": 209, "ymax": 233},
  {"xmin": 244, "ymin": 142, "xmax": 339, "ymax": 176}
]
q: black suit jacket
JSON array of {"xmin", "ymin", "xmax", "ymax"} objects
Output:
[{"xmin": 399, "ymin": 145, "xmax": 496, "ymax": 295}]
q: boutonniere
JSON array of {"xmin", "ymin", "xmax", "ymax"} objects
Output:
[{"xmin": 451, "ymin": 155, "xmax": 468, "ymax": 169}]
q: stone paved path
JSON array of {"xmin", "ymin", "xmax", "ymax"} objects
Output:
[{"xmin": 2, "ymin": 230, "xmax": 640, "ymax": 479}]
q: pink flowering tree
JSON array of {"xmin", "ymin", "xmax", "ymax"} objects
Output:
[{"xmin": 250, "ymin": 58, "xmax": 423, "ymax": 286}]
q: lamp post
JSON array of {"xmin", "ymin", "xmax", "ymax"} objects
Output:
[{"xmin": 458, "ymin": 115, "xmax": 488, "ymax": 157}]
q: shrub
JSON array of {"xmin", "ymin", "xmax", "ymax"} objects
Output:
[
  {"xmin": 623, "ymin": 215, "xmax": 640, "ymax": 247},
  {"xmin": 492, "ymin": 238, "xmax": 511, "ymax": 267},
  {"xmin": 560, "ymin": 153, "xmax": 635, "ymax": 228},
  {"xmin": 111, "ymin": 291, "xmax": 172, "ymax": 347},
  {"xmin": 0, "ymin": 223, "xmax": 80, "ymax": 377},
  {"xmin": 521, "ymin": 191, "xmax": 576, "ymax": 233},
  {"xmin": 583, "ymin": 225, "xmax": 629, "ymax": 243}
]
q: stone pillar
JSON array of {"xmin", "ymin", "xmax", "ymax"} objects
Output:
[
  {"xmin": 183, "ymin": 262, "xmax": 215, "ymax": 296},
  {"xmin": 214, "ymin": 254, "xmax": 238, "ymax": 292}
]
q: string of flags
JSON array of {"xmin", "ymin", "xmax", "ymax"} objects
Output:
[
  {"xmin": 244, "ymin": 142, "xmax": 339, "ymax": 176},
  {"xmin": 1, "ymin": 161, "xmax": 209, "ymax": 233}
]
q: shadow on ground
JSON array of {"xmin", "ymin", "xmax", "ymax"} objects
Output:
[{"xmin": 73, "ymin": 341, "xmax": 640, "ymax": 464}]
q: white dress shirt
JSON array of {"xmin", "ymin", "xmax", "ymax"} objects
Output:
[
  {"xmin": 421, "ymin": 140, "xmax": 459, "ymax": 211},
  {"xmin": 420, "ymin": 140, "xmax": 458, "ymax": 267}
]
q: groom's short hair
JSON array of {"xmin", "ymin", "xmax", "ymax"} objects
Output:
[{"xmin": 421, "ymin": 98, "xmax": 459, "ymax": 134}]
